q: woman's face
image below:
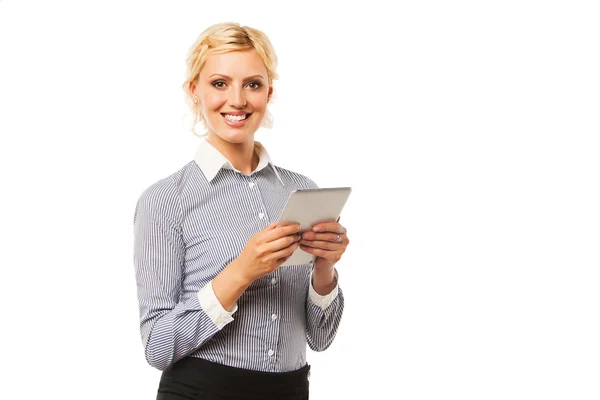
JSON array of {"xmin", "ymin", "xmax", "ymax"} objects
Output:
[{"xmin": 193, "ymin": 50, "xmax": 272, "ymax": 143}]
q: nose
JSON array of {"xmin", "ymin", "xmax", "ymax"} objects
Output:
[{"xmin": 229, "ymin": 85, "xmax": 247, "ymax": 109}]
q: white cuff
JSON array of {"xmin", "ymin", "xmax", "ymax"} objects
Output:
[
  {"xmin": 197, "ymin": 280, "xmax": 238, "ymax": 329},
  {"xmin": 308, "ymin": 269, "xmax": 339, "ymax": 310}
]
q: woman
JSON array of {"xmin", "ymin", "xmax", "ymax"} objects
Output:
[{"xmin": 133, "ymin": 22, "xmax": 350, "ymax": 400}]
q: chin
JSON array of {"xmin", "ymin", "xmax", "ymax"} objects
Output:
[{"xmin": 215, "ymin": 129, "xmax": 255, "ymax": 143}]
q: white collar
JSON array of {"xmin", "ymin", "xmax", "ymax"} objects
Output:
[{"xmin": 193, "ymin": 138, "xmax": 284, "ymax": 185}]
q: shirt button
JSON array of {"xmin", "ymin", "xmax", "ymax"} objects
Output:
[
  {"xmin": 271, "ymin": 313, "xmax": 278, "ymax": 321},
  {"xmin": 271, "ymin": 278, "xmax": 277, "ymax": 285},
  {"xmin": 249, "ymin": 182, "xmax": 255, "ymax": 188},
  {"xmin": 259, "ymin": 212, "xmax": 264, "ymax": 219},
  {"xmin": 268, "ymin": 349, "xmax": 275, "ymax": 356}
]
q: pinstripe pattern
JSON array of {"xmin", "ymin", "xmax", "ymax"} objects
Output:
[{"xmin": 133, "ymin": 140, "xmax": 344, "ymax": 372}]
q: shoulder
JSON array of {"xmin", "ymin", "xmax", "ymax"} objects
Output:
[
  {"xmin": 133, "ymin": 162, "xmax": 193, "ymax": 226},
  {"xmin": 271, "ymin": 164, "xmax": 319, "ymax": 189}
]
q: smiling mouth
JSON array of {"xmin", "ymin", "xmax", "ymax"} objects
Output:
[{"xmin": 221, "ymin": 113, "xmax": 252, "ymax": 122}]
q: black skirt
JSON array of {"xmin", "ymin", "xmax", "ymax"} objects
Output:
[{"xmin": 156, "ymin": 356, "xmax": 310, "ymax": 400}]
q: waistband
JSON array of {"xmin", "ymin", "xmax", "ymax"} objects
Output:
[{"xmin": 159, "ymin": 356, "xmax": 310, "ymax": 396}]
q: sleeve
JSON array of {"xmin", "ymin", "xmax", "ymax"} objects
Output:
[
  {"xmin": 305, "ymin": 267, "xmax": 345, "ymax": 351},
  {"xmin": 308, "ymin": 269, "xmax": 340, "ymax": 309},
  {"xmin": 302, "ymin": 175, "xmax": 345, "ymax": 351},
  {"xmin": 197, "ymin": 281, "xmax": 238, "ymax": 329},
  {"xmin": 133, "ymin": 180, "xmax": 235, "ymax": 371}
]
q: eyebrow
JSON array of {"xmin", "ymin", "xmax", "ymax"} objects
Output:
[{"xmin": 209, "ymin": 74, "xmax": 266, "ymax": 80}]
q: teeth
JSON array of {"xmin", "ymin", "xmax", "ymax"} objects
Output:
[{"xmin": 224, "ymin": 114, "xmax": 247, "ymax": 121}]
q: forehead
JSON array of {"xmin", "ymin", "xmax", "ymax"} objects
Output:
[{"xmin": 201, "ymin": 50, "xmax": 268, "ymax": 78}]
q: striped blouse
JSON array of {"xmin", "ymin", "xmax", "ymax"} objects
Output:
[{"xmin": 133, "ymin": 138, "xmax": 344, "ymax": 373}]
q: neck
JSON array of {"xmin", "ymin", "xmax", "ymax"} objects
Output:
[{"xmin": 206, "ymin": 134, "xmax": 259, "ymax": 176}]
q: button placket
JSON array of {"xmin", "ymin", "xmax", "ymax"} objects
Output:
[
  {"xmin": 246, "ymin": 176, "xmax": 268, "ymax": 223},
  {"xmin": 267, "ymin": 274, "xmax": 280, "ymax": 363}
]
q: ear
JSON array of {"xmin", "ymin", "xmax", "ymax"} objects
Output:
[
  {"xmin": 267, "ymin": 86, "xmax": 273, "ymax": 102},
  {"xmin": 192, "ymin": 79, "xmax": 203, "ymax": 96},
  {"xmin": 190, "ymin": 82, "xmax": 201, "ymax": 105}
]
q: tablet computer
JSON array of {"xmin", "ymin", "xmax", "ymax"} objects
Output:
[{"xmin": 277, "ymin": 187, "xmax": 352, "ymax": 266}]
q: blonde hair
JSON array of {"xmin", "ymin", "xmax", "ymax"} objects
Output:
[{"xmin": 182, "ymin": 22, "xmax": 279, "ymax": 137}]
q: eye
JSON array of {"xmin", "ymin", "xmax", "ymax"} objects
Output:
[
  {"xmin": 211, "ymin": 81, "xmax": 226, "ymax": 88},
  {"xmin": 247, "ymin": 81, "xmax": 262, "ymax": 90}
]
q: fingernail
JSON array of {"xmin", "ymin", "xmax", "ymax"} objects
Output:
[{"xmin": 313, "ymin": 226, "xmax": 322, "ymax": 232}]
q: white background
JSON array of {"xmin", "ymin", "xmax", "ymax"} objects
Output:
[{"xmin": 1, "ymin": 1, "xmax": 599, "ymax": 399}]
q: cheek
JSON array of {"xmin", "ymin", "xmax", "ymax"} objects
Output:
[
  {"xmin": 203, "ymin": 93, "xmax": 226, "ymax": 111},
  {"xmin": 248, "ymin": 93, "xmax": 269, "ymax": 111}
]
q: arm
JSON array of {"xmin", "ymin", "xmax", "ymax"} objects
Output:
[
  {"xmin": 305, "ymin": 268, "xmax": 345, "ymax": 351},
  {"xmin": 300, "ymin": 174, "xmax": 345, "ymax": 350},
  {"xmin": 133, "ymin": 182, "xmax": 237, "ymax": 371}
]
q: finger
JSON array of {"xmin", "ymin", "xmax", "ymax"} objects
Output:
[
  {"xmin": 267, "ymin": 231, "xmax": 302, "ymax": 252},
  {"xmin": 312, "ymin": 222, "xmax": 346, "ymax": 234},
  {"xmin": 265, "ymin": 222, "xmax": 277, "ymax": 230},
  {"xmin": 298, "ymin": 239, "xmax": 340, "ymax": 250},
  {"xmin": 268, "ymin": 223, "xmax": 303, "ymax": 241},
  {"xmin": 301, "ymin": 231, "xmax": 344, "ymax": 242},
  {"xmin": 299, "ymin": 245, "xmax": 341, "ymax": 261},
  {"xmin": 270, "ymin": 241, "xmax": 300, "ymax": 262}
]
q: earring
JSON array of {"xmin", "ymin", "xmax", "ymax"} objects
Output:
[{"xmin": 193, "ymin": 98, "xmax": 198, "ymax": 103}]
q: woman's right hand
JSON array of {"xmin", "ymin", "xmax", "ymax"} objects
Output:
[{"xmin": 235, "ymin": 222, "xmax": 303, "ymax": 284}]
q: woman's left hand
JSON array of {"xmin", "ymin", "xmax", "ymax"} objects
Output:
[{"xmin": 298, "ymin": 217, "xmax": 349, "ymax": 272}]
